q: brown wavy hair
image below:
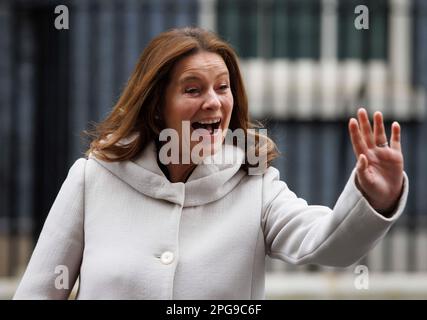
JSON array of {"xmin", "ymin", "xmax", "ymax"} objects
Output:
[{"xmin": 85, "ymin": 27, "xmax": 279, "ymax": 172}]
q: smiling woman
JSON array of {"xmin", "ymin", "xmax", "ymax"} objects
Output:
[
  {"xmin": 13, "ymin": 27, "xmax": 409, "ymax": 300},
  {"xmin": 84, "ymin": 27, "xmax": 278, "ymax": 178},
  {"xmin": 160, "ymin": 51, "xmax": 234, "ymax": 182}
]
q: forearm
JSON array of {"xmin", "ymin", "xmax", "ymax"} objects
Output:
[{"xmin": 264, "ymin": 168, "xmax": 409, "ymax": 267}]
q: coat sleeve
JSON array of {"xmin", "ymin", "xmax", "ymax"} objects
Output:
[
  {"xmin": 14, "ymin": 158, "xmax": 86, "ymax": 299},
  {"xmin": 261, "ymin": 166, "xmax": 409, "ymax": 267}
]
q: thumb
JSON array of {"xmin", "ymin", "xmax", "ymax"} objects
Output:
[
  {"xmin": 357, "ymin": 154, "xmax": 368, "ymax": 172},
  {"xmin": 356, "ymin": 154, "xmax": 371, "ymax": 186}
]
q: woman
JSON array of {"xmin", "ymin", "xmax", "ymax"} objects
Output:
[{"xmin": 14, "ymin": 27, "xmax": 408, "ymax": 299}]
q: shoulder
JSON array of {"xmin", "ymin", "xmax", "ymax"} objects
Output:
[
  {"xmin": 70, "ymin": 157, "xmax": 87, "ymax": 170},
  {"xmin": 257, "ymin": 166, "xmax": 292, "ymax": 207},
  {"xmin": 262, "ymin": 166, "xmax": 281, "ymax": 181},
  {"xmin": 261, "ymin": 166, "xmax": 285, "ymax": 191},
  {"xmin": 67, "ymin": 158, "xmax": 87, "ymax": 180},
  {"xmin": 67, "ymin": 156, "xmax": 117, "ymax": 185},
  {"xmin": 241, "ymin": 166, "xmax": 285, "ymax": 199},
  {"xmin": 65, "ymin": 156, "xmax": 119, "ymax": 192}
]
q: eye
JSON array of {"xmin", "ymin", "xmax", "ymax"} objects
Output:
[
  {"xmin": 218, "ymin": 84, "xmax": 229, "ymax": 91},
  {"xmin": 184, "ymin": 87, "xmax": 200, "ymax": 95}
]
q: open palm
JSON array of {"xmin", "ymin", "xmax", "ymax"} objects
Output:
[{"xmin": 348, "ymin": 108, "xmax": 404, "ymax": 216}]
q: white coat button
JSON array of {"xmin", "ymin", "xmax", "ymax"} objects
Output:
[{"xmin": 160, "ymin": 251, "xmax": 174, "ymax": 265}]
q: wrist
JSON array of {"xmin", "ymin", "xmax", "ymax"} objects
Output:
[{"xmin": 355, "ymin": 174, "xmax": 403, "ymax": 218}]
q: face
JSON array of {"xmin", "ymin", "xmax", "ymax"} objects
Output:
[{"xmin": 162, "ymin": 51, "xmax": 234, "ymax": 162}]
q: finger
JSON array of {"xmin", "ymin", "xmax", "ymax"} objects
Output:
[
  {"xmin": 348, "ymin": 118, "xmax": 368, "ymax": 158},
  {"xmin": 390, "ymin": 121, "xmax": 401, "ymax": 151},
  {"xmin": 357, "ymin": 108, "xmax": 375, "ymax": 148},
  {"xmin": 357, "ymin": 154, "xmax": 373, "ymax": 186},
  {"xmin": 357, "ymin": 154, "xmax": 368, "ymax": 172},
  {"xmin": 373, "ymin": 111, "xmax": 388, "ymax": 146}
]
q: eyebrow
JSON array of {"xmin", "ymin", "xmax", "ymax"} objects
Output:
[{"xmin": 179, "ymin": 71, "xmax": 229, "ymax": 85}]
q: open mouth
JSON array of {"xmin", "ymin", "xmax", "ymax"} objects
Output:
[{"xmin": 191, "ymin": 118, "xmax": 221, "ymax": 135}]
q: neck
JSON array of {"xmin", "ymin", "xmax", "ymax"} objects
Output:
[
  {"xmin": 154, "ymin": 140, "xmax": 197, "ymax": 183},
  {"xmin": 166, "ymin": 163, "xmax": 196, "ymax": 183}
]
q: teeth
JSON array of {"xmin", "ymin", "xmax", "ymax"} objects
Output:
[{"xmin": 197, "ymin": 118, "xmax": 220, "ymax": 124}]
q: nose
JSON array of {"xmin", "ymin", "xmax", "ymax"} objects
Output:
[{"xmin": 201, "ymin": 89, "xmax": 221, "ymax": 111}]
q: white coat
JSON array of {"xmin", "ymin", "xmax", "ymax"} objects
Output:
[{"xmin": 14, "ymin": 141, "xmax": 409, "ymax": 299}]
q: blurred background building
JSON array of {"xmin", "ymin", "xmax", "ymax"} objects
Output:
[{"xmin": 1, "ymin": 0, "xmax": 427, "ymax": 299}]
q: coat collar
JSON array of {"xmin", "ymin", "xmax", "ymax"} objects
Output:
[{"xmin": 90, "ymin": 140, "xmax": 247, "ymax": 207}]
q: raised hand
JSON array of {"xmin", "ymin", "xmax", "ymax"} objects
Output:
[{"xmin": 348, "ymin": 108, "xmax": 404, "ymax": 216}]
